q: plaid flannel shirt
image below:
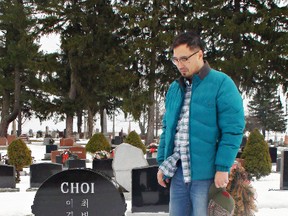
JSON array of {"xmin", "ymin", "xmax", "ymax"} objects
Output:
[{"xmin": 159, "ymin": 82, "xmax": 192, "ymax": 183}]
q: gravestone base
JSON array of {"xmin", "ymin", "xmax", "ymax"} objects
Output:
[
  {"xmin": 125, "ymin": 211, "xmax": 168, "ymax": 216},
  {"xmin": 42, "ymin": 153, "xmax": 51, "ymax": 160},
  {"xmin": 26, "ymin": 187, "xmax": 39, "ymax": 192},
  {"xmin": 0, "ymin": 188, "xmax": 20, "ymax": 192},
  {"xmin": 0, "ymin": 146, "xmax": 7, "ymax": 150}
]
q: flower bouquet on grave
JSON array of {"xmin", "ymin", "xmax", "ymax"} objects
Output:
[
  {"xmin": 93, "ymin": 150, "xmax": 111, "ymax": 160},
  {"xmin": 147, "ymin": 143, "xmax": 158, "ymax": 153},
  {"xmin": 61, "ymin": 150, "xmax": 72, "ymax": 164}
]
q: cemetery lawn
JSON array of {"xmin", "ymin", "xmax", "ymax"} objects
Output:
[{"xmin": 1, "ymin": 142, "xmax": 288, "ymax": 216}]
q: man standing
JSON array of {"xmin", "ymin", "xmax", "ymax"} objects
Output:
[{"xmin": 157, "ymin": 31, "xmax": 245, "ymax": 216}]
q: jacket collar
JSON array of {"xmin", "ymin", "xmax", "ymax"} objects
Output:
[{"xmin": 178, "ymin": 61, "xmax": 211, "ymax": 88}]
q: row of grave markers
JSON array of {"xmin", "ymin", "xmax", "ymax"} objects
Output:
[
  {"xmin": 1, "ymin": 143, "xmax": 287, "ymax": 215},
  {"xmin": 0, "ymin": 143, "xmax": 168, "ymax": 216}
]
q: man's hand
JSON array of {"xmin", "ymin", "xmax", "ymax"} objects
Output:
[
  {"xmin": 157, "ymin": 169, "xmax": 169, "ymax": 188},
  {"xmin": 214, "ymin": 171, "xmax": 229, "ymax": 188}
]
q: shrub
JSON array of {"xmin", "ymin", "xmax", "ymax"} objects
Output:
[
  {"xmin": 241, "ymin": 128, "xmax": 272, "ymax": 180},
  {"xmin": 85, "ymin": 133, "xmax": 111, "ymax": 154},
  {"xmin": 124, "ymin": 130, "xmax": 146, "ymax": 154},
  {"xmin": 7, "ymin": 138, "xmax": 32, "ymax": 182}
]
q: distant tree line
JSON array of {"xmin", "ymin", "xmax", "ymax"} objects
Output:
[{"xmin": 0, "ymin": 0, "xmax": 287, "ymax": 143}]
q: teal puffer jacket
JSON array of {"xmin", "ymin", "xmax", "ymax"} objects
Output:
[{"xmin": 157, "ymin": 67, "xmax": 245, "ymax": 180}]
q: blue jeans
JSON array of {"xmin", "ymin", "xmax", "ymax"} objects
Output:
[{"xmin": 169, "ymin": 165, "xmax": 213, "ymax": 216}]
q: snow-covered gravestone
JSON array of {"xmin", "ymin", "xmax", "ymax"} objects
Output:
[{"xmin": 112, "ymin": 143, "xmax": 148, "ymax": 192}]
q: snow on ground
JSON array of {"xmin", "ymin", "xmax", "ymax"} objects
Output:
[{"xmin": 1, "ymin": 142, "xmax": 288, "ymax": 216}]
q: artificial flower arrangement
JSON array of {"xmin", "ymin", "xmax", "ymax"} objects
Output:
[
  {"xmin": 226, "ymin": 162, "xmax": 257, "ymax": 216},
  {"xmin": 93, "ymin": 150, "xmax": 113, "ymax": 160},
  {"xmin": 61, "ymin": 150, "xmax": 72, "ymax": 163},
  {"xmin": 147, "ymin": 143, "xmax": 158, "ymax": 153}
]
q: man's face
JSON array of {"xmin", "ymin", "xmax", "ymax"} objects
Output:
[{"xmin": 172, "ymin": 44, "xmax": 203, "ymax": 79}]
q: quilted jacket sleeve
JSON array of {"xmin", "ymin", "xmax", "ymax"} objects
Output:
[{"xmin": 215, "ymin": 76, "xmax": 245, "ymax": 172}]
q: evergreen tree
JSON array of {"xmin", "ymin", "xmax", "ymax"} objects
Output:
[
  {"xmin": 241, "ymin": 128, "xmax": 272, "ymax": 180},
  {"xmin": 195, "ymin": 0, "xmax": 288, "ymax": 94},
  {"xmin": 124, "ymin": 130, "xmax": 146, "ymax": 155},
  {"xmin": 0, "ymin": 0, "xmax": 43, "ymax": 136},
  {"xmin": 248, "ymin": 85, "xmax": 286, "ymax": 138},
  {"xmin": 85, "ymin": 132, "xmax": 111, "ymax": 154},
  {"xmin": 116, "ymin": 1, "xmax": 287, "ymax": 143},
  {"xmin": 115, "ymin": 0, "xmax": 184, "ymax": 144},
  {"xmin": 7, "ymin": 139, "xmax": 32, "ymax": 182},
  {"xmin": 35, "ymin": 0, "xmax": 128, "ymax": 137}
]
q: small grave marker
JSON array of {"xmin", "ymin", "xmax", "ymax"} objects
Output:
[
  {"xmin": 30, "ymin": 163, "xmax": 63, "ymax": 188},
  {"xmin": 0, "ymin": 164, "xmax": 19, "ymax": 192},
  {"xmin": 132, "ymin": 165, "xmax": 169, "ymax": 213}
]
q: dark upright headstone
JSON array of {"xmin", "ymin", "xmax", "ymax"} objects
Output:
[
  {"xmin": 92, "ymin": 159, "xmax": 114, "ymax": 177},
  {"xmin": 280, "ymin": 150, "xmax": 288, "ymax": 190},
  {"xmin": 147, "ymin": 158, "xmax": 157, "ymax": 166},
  {"xmin": 46, "ymin": 144, "xmax": 58, "ymax": 153},
  {"xmin": 269, "ymin": 147, "xmax": 277, "ymax": 163},
  {"xmin": 66, "ymin": 159, "xmax": 86, "ymax": 169},
  {"xmin": 43, "ymin": 144, "xmax": 58, "ymax": 160},
  {"xmin": 56, "ymin": 155, "xmax": 62, "ymax": 164},
  {"xmin": 114, "ymin": 136, "xmax": 123, "ymax": 145},
  {"xmin": 31, "ymin": 169, "xmax": 126, "ymax": 216},
  {"xmin": 0, "ymin": 164, "xmax": 16, "ymax": 188},
  {"xmin": 277, "ymin": 157, "xmax": 281, "ymax": 172},
  {"xmin": 131, "ymin": 165, "xmax": 170, "ymax": 213},
  {"xmin": 30, "ymin": 163, "xmax": 63, "ymax": 188}
]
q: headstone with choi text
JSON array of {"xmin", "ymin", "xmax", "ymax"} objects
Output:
[{"xmin": 31, "ymin": 169, "xmax": 126, "ymax": 216}]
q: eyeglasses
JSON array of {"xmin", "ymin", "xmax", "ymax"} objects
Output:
[{"xmin": 171, "ymin": 50, "xmax": 200, "ymax": 65}]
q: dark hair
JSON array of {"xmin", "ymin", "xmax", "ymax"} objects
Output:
[{"xmin": 171, "ymin": 31, "xmax": 205, "ymax": 51}]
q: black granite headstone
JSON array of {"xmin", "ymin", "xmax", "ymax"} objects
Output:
[
  {"xmin": 131, "ymin": 165, "xmax": 169, "ymax": 213},
  {"xmin": 114, "ymin": 136, "xmax": 123, "ymax": 145},
  {"xmin": 277, "ymin": 157, "xmax": 281, "ymax": 172},
  {"xmin": 269, "ymin": 147, "xmax": 277, "ymax": 163},
  {"xmin": 67, "ymin": 159, "xmax": 86, "ymax": 169},
  {"xmin": 30, "ymin": 163, "xmax": 63, "ymax": 188},
  {"xmin": 46, "ymin": 144, "xmax": 58, "ymax": 153},
  {"xmin": 280, "ymin": 150, "xmax": 288, "ymax": 190},
  {"xmin": 92, "ymin": 159, "xmax": 114, "ymax": 177},
  {"xmin": 31, "ymin": 169, "xmax": 126, "ymax": 216},
  {"xmin": 147, "ymin": 158, "xmax": 157, "ymax": 166},
  {"xmin": 56, "ymin": 155, "xmax": 62, "ymax": 164},
  {"xmin": 0, "ymin": 164, "xmax": 16, "ymax": 188}
]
